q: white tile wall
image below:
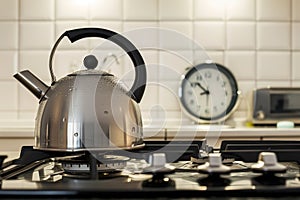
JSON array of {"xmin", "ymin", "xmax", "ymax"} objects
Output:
[
  {"xmin": 194, "ymin": 0, "xmax": 225, "ymax": 20},
  {"xmin": 226, "ymin": 0, "xmax": 255, "ymax": 20},
  {"xmin": 205, "ymin": 51, "xmax": 224, "ymax": 64},
  {"xmin": 20, "ymin": 0, "xmax": 54, "ymax": 20},
  {"xmin": 159, "ymin": 22, "xmax": 193, "ymax": 50},
  {"xmin": 194, "ymin": 22, "xmax": 225, "ymax": 50},
  {"xmin": 18, "ymin": 85, "xmax": 38, "ymax": 112},
  {"xmin": 257, "ymin": 51, "xmax": 291, "ymax": 80},
  {"xmin": 20, "ymin": 22, "xmax": 54, "ymax": 50},
  {"xmin": 292, "ymin": 23, "xmax": 300, "ymax": 49},
  {"xmin": 158, "ymin": 81, "xmax": 181, "ymax": 110},
  {"xmin": 159, "ymin": 50, "xmax": 193, "ymax": 81},
  {"xmin": 292, "ymin": 0, "xmax": 300, "ymax": 21},
  {"xmin": 19, "ymin": 51, "xmax": 51, "ymax": 81},
  {"xmin": 56, "ymin": 0, "xmax": 89, "ymax": 20},
  {"xmin": 256, "ymin": 81, "xmax": 291, "ymax": 88},
  {"xmin": 257, "ymin": 0, "xmax": 291, "ymax": 21},
  {"xmin": 227, "ymin": 22, "xmax": 255, "ymax": 49},
  {"xmin": 292, "ymin": 52, "xmax": 300, "ymax": 80},
  {"xmin": 90, "ymin": 0, "xmax": 123, "ymax": 20},
  {"xmin": 0, "ymin": 82, "xmax": 17, "ymax": 111},
  {"xmin": 123, "ymin": 0, "xmax": 158, "ymax": 20},
  {"xmin": 0, "ymin": 22, "xmax": 18, "ymax": 49},
  {"xmin": 0, "ymin": 0, "xmax": 299, "ymax": 123},
  {"xmin": 257, "ymin": 22, "xmax": 290, "ymax": 50},
  {"xmin": 159, "ymin": 0, "xmax": 193, "ymax": 20},
  {"xmin": 225, "ymin": 51, "xmax": 256, "ymax": 80},
  {"xmin": 123, "ymin": 22, "xmax": 159, "ymax": 48},
  {"xmin": 0, "ymin": 0, "xmax": 18, "ymax": 20},
  {"xmin": 0, "ymin": 51, "xmax": 18, "ymax": 80},
  {"xmin": 123, "ymin": 50, "xmax": 159, "ymax": 81},
  {"xmin": 140, "ymin": 83, "xmax": 159, "ymax": 110}
]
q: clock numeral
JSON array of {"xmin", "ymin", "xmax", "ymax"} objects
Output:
[
  {"xmin": 190, "ymin": 99, "xmax": 195, "ymax": 105},
  {"xmin": 221, "ymin": 81, "xmax": 226, "ymax": 87},
  {"xmin": 187, "ymin": 90, "xmax": 193, "ymax": 95},
  {"xmin": 196, "ymin": 75, "xmax": 202, "ymax": 81},
  {"xmin": 204, "ymin": 71, "xmax": 211, "ymax": 78},
  {"xmin": 191, "ymin": 82, "xmax": 198, "ymax": 87},
  {"xmin": 216, "ymin": 76, "xmax": 220, "ymax": 81},
  {"xmin": 225, "ymin": 90, "xmax": 228, "ymax": 96},
  {"xmin": 213, "ymin": 106, "xmax": 218, "ymax": 112},
  {"xmin": 221, "ymin": 102, "xmax": 225, "ymax": 106},
  {"xmin": 197, "ymin": 105, "xmax": 201, "ymax": 111},
  {"xmin": 205, "ymin": 109, "xmax": 210, "ymax": 114}
]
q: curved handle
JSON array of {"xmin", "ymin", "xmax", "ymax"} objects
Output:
[{"xmin": 49, "ymin": 28, "xmax": 146, "ymax": 103}]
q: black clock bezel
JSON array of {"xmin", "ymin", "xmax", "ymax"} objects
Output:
[{"xmin": 180, "ymin": 62, "xmax": 239, "ymax": 122}]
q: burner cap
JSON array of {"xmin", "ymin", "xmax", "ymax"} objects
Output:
[{"xmin": 60, "ymin": 154, "xmax": 129, "ymax": 173}]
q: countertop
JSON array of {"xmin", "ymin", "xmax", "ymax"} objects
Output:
[
  {"xmin": 1, "ymin": 120, "xmax": 300, "ymax": 138},
  {"xmin": 1, "ymin": 119, "xmax": 300, "ymax": 153}
]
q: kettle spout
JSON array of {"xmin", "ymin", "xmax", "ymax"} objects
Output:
[{"xmin": 14, "ymin": 70, "xmax": 49, "ymax": 99}]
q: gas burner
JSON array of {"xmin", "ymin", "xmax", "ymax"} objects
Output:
[
  {"xmin": 5, "ymin": 141, "xmax": 300, "ymax": 198},
  {"xmin": 63, "ymin": 170, "xmax": 124, "ymax": 179},
  {"xmin": 60, "ymin": 154, "xmax": 129, "ymax": 173}
]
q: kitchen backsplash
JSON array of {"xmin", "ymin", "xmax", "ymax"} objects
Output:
[{"xmin": 0, "ymin": 0, "xmax": 300, "ymax": 125}]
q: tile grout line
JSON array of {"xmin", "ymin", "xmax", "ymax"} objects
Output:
[
  {"xmin": 254, "ymin": 0, "xmax": 258, "ymax": 88},
  {"xmin": 16, "ymin": 0, "xmax": 21, "ymax": 119},
  {"xmin": 156, "ymin": 0, "xmax": 160, "ymax": 118},
  {"xmin": 290, "ymin": 0, "xmax": 293, "ymax": 86}
]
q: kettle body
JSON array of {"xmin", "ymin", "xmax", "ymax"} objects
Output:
[
  {"xmin": 35, "ymin": 73, "xmax": 143, "ymax": 151},
  {"xmin": 14, "ymin": 28, "xmax": 146, "ymax": 152}
]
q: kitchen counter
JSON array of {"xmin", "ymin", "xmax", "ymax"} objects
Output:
[
  {"xmin": 143, "ymin": 123, "xmax": 300, "ymax": 147},
  {"xmin": 0, "ymin": 120, "xmax": 34, "ymax": 137},
  {"xmin": 1, "ymin": 120, "xmax": 300, "ymax": 150},
  {"xmin": 143, "ymin": 124, "xmax": 300, "ymax": 137},
  {"xmin": 1, "ymin": 119, "xmax": 300, "ymax": 138}
]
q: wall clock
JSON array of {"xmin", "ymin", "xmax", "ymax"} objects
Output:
[{"xmin": 178, "ymin": 61, "xmax": 240, "ymax": 123}]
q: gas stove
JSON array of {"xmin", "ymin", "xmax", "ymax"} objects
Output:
[{"xmin": 1, "ymin": 140, "xmax": 300, "ymax": 199}]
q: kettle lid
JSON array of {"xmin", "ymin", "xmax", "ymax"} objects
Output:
[
  {"xmin": 68, "ymin": 70, "xmax": 113, "ymax": 76},
  {"xmin": 68, "ymin": 54, "xmax": 113, "ymax": 77}
]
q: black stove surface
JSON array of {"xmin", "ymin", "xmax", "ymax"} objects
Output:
[{"xmin": 1, "ymin": 140, "xmax": 300, "ymax": 199}]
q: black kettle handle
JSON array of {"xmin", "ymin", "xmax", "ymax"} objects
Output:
[{"xmin": 49, "ymin": 28, "xmax": 146, "ymax": 103}]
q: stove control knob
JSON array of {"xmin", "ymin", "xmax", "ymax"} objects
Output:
[
  {"xmin": 149, "ymin": 153, "xmax": 166, "ymax": 167},
  {"xmin": 142, "ymin": 153, "xmax": 175, "ymax": 188},
  {"xmin": 198, "ymin": 153, "xmax": 230, "ymax": 174},
  {"xmin": 261, "ymin": 152, "xmax": 277, "ymax": 165},
  {"xmin": 143, "ymin": 153, "xmax": 175, "ymax": 174},
  {"xmin": 251, "ymin": 152, "xmax": 286, "ymax": 173},
  {"xmin": 197, "ymin": 153, "xmax": 231, "ymax": 186}
]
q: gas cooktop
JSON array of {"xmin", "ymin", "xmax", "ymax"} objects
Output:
[{"xmin": 1, "ymin": 140, "xmax": 300, "ymax": 199}]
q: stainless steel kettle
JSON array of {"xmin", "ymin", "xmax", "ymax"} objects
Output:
[{"xmin": 14, "ymin": 28, "xmax": 147, "ymax": 152}]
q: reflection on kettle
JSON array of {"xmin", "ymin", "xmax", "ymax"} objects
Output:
[{"xmin": 14, "ymin": 27, "xmax": 147, "ymax": 152}]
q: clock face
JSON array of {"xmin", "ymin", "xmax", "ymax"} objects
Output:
[{"xmin": 179, "ymin": 63, "xmax": 239, "ymax": 122}]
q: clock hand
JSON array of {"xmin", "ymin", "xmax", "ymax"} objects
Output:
[
  {"xmin": 205, "ymin": 86, "xmax": 210, "ymax": 106},
  {"xmin": 191, "ymin": 82, "xmax": 209, "ymax": 94},
  {"xmin": 206, "ymin": 92, "xmax": 209, "ymax": 106},
  {"xmin": 200, "ymin": 90, "xmax": 210, "ymax": 95}
]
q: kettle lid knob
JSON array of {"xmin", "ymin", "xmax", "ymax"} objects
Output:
[{"xmin": 83, "ymin": 55, "xmax": 98, "ymax": 69}]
